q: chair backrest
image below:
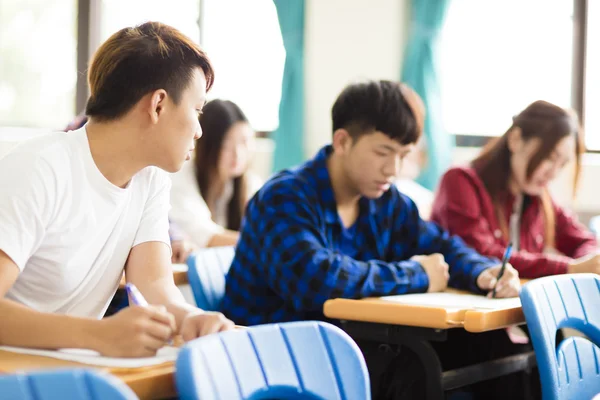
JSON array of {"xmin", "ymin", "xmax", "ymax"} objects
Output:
[
  {"xmin": 186, "ymin": 246, "xmax": 235, "ymax": 311},
  {"xmin": 0, "ymin": 368, "xmax": 138, "ymax": 400},
  {"xmin": 520, "ymin": 274, "xmax": 600, "ymax": 400},
  {"xmin": 175, "ymin": 321, "xmax": 370, "ymax": 400}
]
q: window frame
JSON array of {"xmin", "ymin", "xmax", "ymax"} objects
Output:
[{"xmin": 450, "ymin": 0, "xmax": 597, "ymax": 152}]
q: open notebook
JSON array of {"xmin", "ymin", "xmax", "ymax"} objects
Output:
[
  {"xmin": 0, "ymin": 346, "xmax": 179, "ymax": 368},
  {"xmin": 380, "ymin": 292, "xmax": 521, "ymax": 310}
]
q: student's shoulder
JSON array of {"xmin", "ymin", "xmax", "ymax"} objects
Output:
[
  {"xmin": 134, "ymin": 165, "xmax": 172, "ymax": 191},
  {"xmin": 0, "ymin": 131, "xmax": 72, "ymax": 176},
  {"xmin": 255, "ymin": 167, "xmax": 316, "ymax": 203},
  {"xmin": 439, "ymin": 165, "xmax": 482, "ymax": 189}
]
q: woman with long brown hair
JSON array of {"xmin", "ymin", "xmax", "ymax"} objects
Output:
[
  {"xmin": 431, "ymin": 100, "xmax": 598, "ymax": 278},
  {"xmin": 169, "ymin": 99, "xmax": 261, "ymax": 248}
]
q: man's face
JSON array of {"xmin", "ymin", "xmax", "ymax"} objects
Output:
[
  {"xmin": 151, "ymin": 68, "xmax": 207, "ymax": 173},
  {"xmin": 340, "ymin": 131, "xmax": 414, "ymax": 198}
]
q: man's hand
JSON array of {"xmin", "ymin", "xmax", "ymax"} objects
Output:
[
  {"xmin": 171, "ymin": 240, "xmax": 195, "ymax": 263},
  {"xmin": 180, "ymin": 311, "xmax": 235, "ymax": 341},
  {"xmin": 412, "ymin": 253, "xmax": 449, "ymax": 293},
  {"xmin": 476, "ymin": 264, "xmax": 520, "ymax": 298},
  {"xmin": 96, "ymin": 305, "xmax": 176, "ymax": 357}
]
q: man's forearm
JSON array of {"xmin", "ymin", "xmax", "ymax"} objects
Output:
[{"xmin": 0, "ymin": 299, "xmax": 102, "ymax": 350}]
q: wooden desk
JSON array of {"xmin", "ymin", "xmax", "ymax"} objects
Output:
[
  {"xmin": 323, "ymin": 280, "xmax": 534, "ymax": 400},
  {"xmin": 0, "ymin": 350, "xmax": 175, "ymax": 400},
  {"xmin": 324, "ymin": 287, "xmax": 525, "ymax": 333},
  {"xmin": 119, "ymin": 264, "xmax": 189, "ymax": 289}
]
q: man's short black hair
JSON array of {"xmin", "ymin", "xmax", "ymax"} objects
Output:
[{"xmin": 331, "ymin": 80, "xmax": 421, "ymax": 145}]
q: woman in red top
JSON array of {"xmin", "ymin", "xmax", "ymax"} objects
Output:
[{"xmin": 431, "ymin": 100, "xmax": 598, "ymax": 279}]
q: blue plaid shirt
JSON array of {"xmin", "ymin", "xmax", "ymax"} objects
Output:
[{"xmin": 222, "ymin": 146, "xmax": 498, "ymax": 326}]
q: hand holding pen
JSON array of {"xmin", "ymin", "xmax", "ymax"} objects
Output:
[
  {"xmin": 475, "ymin": 242, "xmax": 520, "ymax": 298},
  {"xmin": 492, "ymin": 243, "xmax": 513, "ymax": 298},
  {"xmin": 92, "ymin": 283, "xmax": 176, "ymax": 357}
]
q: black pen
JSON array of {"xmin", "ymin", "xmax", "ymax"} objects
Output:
[{"xmin": 492, "ymin": 242, "xmax": 513, "ymax": 298}]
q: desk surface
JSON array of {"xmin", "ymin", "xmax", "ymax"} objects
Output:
[
  {"xmin": 0, "ymin": 350, "xmax": 176, "ymax": 400},
  {"xmin": 324, "ymin": 282, "xmax": 529, "ymax": 333}
]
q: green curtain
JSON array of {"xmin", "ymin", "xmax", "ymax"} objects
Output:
[
  {"xmin": 272, "ymin": 0, "xmax": 305, "ymax": 172},
  {"xmin": 401, "ymin": 0, "xmax": 453, "ymax": 190}
]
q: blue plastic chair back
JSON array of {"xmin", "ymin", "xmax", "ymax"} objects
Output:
[
  {"xmin": 186, "ymin": 246, "xmax": 235, "ymax": 310},
  {"xmin": 520, "ymin": 274, "xmax": 600, "ymax": 400},
  {"xmin": 175, "ymin": 321, "xmax": 370, "ymax": 400},
  {"xmin": 0, "ymin": 368, "xmax": 138, "ymax": 400}
]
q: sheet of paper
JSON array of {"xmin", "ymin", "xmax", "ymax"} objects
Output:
[
  {"xmin": 172, "ymin": 263, "xmax": 188, "ymax": 272},
  {"xmin": 380, "ymin": 292, "xmax": 521, "ymax": 310},
  {"xmin": 0, "ymin": 346, "xmax": 179, "ymax": 368}
]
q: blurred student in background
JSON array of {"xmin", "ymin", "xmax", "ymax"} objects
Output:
[
  {"xmin": 169, "ymin": 99, "xmax": 262, "ymax": 248},
  {"xmin": 432, "ymin": 100, "xmax": 598, "ymax": 278}
]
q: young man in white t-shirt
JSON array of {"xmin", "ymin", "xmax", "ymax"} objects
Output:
[{"xmin": 0, "ymin": 22, "xmax": 235, "ymax": 357}]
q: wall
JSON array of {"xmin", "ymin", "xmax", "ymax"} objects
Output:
[{"xmin": 304, "ymin": 0, "xmax": 409, "ymax": 157}]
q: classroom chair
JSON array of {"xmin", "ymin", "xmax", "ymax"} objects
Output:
[
  {"xmin": 0, "ymin": 368, "xmax": 138, "ymax": 400},
  {"xmin": 186, "ymin": 246, "xmax": 235, "ymax": 311},
  {"xmin": 175, "ymin": 320, "xmax": 371, "ymax": 400},
  {"xmin": 520, "ymin": 274, "xmax": 600, "ymax": 400}
]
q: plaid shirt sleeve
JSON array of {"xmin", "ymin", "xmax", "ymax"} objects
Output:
[
  {"xmin": 396, "ymin": 193, "xmax": 497, "ymax": 293},
  {"xmin": 255, "ymin": 181, "xmax": 430, "ymax": 313}
]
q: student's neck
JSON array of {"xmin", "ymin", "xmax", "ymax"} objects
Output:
[
  {"xmin": 327, "ymin": 154, "xmax": 361, "ymax": 213},
  {"xmin": 85, "ymin": 119, "xmax": 147, "ymax": 188},
  {"xmin": 507, "ymin": 176, "xmax": 521, "ymax": 197},
  {"xmin": 206, "ymin": 176, "xmax": 227, "ymax": 208}
]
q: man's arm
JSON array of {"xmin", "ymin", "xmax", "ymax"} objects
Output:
[
  {"xmin": 0, "ymin": 250, "xmax": 176, "ymax": 357},
  {"xmin": 207, "ymin": 230, "xmax": 239, "ymax": 247},
  {"xmin": 250, "ymin": 186, "xmax": 431, "ymax": 314},
  {"xmin": 0, "ymin": 250, "xmax": 102, "ymax": 350},
  {"xmin": 125, "ymin": 241, "xmax": 234, "ymax": 339},
  {"xmin": 399, "ymin": 192, "xmax": 509, "ymax": 293}
]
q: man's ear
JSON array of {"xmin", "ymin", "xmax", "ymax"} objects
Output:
[
  {"xmin": 507, "ymin": 127, "xmax": 523, "ymax": 154},
  {"xmin": 332, "ymin": 129, "xmax": 354, "ymax": 153},
  {"xmin": 148, "ymin": 89, "xmax": 168, "ymax": 124}
]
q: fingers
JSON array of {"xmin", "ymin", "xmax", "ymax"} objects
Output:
[
  {"xmin": 143, "ymin": 319, "xmax": 174, "ymax": 342},
  {"xmin": 181, "ymin": 313, "xmax": 236, "ymax": 341},
  {"xmin": 199, "ymin": 314, "xmax": 233, "ymax": 337},
  {"xmin": 141, "ymin": 333, "xmax": 169, "ymax": 353},
  {"xmin": 145, "ymin": 306, "xmax": 177, "ymax": 332},
  {"xmin": 477, "ymin": 270, "xmax": 496, "ymax": 291},
  {"xmin": 493, "ymin": 279, "xmax": 520, "ymax": 298}
]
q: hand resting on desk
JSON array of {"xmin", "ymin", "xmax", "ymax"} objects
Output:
[{"xmin": 411, "ymin": 253, "xmax": 449, "ymax": 292}]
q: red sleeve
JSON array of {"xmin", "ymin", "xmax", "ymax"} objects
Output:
[
  {"xmin": 554, "ymin": 202, "xmax": 598, "ymax": 258},
  {"xmin": 432, "ymin": 168, "xmax": 570, "ymax": 278}
]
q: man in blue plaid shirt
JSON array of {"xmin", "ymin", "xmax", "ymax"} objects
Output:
[{"xmin": 221, "ymin": 81, "xmax": 520, "ymax": 327}]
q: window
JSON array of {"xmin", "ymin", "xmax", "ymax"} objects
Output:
[
  {"xmin": 100, "ymin": 0, "xmax": 201, "ymax": 44},
  {"xmin": 584, "ymin": 0, "xmax": 600, "ymax": 150},
  {"xmin": 201, "ymin": 0, "xmax": 285, "ymax": 132},
  {"xmin": 0, "ymin": 0, "xmax": 77, "ymax": 129},
  {"xmin": 439, "ymin": 0, "xmax": 574, "ymax": 138}
]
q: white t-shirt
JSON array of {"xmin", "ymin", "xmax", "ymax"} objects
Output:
[
  {"xmin": 169, "ymin": 160, "xmax": 262, "ymax": 248},
  {"xmin": 0, "ymin": 127, "xmax": 171, "ymax": 318}
]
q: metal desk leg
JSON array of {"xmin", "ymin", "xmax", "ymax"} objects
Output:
[{"xmin": 398, "ymin": 336, "xmax": 445, "ymax": 400}]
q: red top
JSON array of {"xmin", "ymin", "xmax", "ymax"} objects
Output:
[{"xmin": 430, "ymin": 166, "xmax": 597, "ymax": 278}]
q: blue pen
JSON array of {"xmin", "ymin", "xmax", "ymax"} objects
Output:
[
  {"xmin": 125, "ymin": 283, "xmax": 149, "ymax": 307},
  {"xmin": 492, "ymin": 242, "xmax": 513, "ymax": 298}
]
